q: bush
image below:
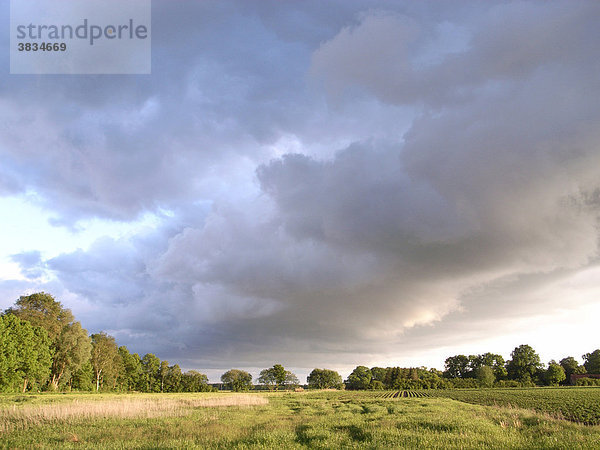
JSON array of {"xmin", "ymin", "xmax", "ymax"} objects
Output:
[{"xmin": 575, "ymin": 377, "xmax": 600, "ymax": 386}]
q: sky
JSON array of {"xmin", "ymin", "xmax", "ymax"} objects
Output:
[{"xmin": 1, "ymin": 0, "xmax": 600, "ymax": 382}]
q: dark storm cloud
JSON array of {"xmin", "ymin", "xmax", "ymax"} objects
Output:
[
  {"xmin": 2, "ymin": 1, "xmax": 600, "ymax": 371},
  {"xmin": 0, "ymin": 0, "xmax": 355, "ymax": 222}
]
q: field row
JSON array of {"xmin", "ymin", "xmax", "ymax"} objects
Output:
[{"xmin": 378, "ymin": 390, "xmax": 430, "ymax": 398}]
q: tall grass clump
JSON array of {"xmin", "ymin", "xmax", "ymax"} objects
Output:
[{"xmin": 0, "ymin": 394, "xmax": 267, "ymax": 432}]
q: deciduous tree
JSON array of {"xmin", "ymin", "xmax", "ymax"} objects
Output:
[
  {"xmin": 163, "ymin": 364, "xmax": 182, "ymax": 393},
  {"xmin": 470, "ymin": 353, "xmax": 507, "ymax": 380},
  {"xmin": 8, "ymin": 292, "xmax": 91, "ymax": 389},
  {"xmin": 258, "ymin": 364, "xmax": 299, "ymax": 390},
  {"xmin": 284, "ymin": 371, "xmax": 300, "ymax": 388},
  {"xmin": 118, "ymin": 346, "xmax": 144, "ymax": 391},
  {"xmin": 506, "ymin": 344, "xmax": 542, "ymax": 382},
  {"xmin": 545, "ymin": 362, "xmax": 566, "ymax": 386},
  {"xmin": 345, "ymin": 366, "xmax": 372, "ymax": 390},
  {"xmin": 583, "ymin": 350, "xmax": 600, "ymax": 374},
  {"xmin": 307, "ymin": 368, "xmax": 343, "ymax": 389},
  {"xmin": 221, "ymin": 369, "xmax": 252, "ymax": 391},
  {"xmin": 181, "ymin": 370, "xmax": 211, "ymax": 392},
  {"xmin": 91, "ymin": 332, "xmax": 121, "ymax": 391},
  {"xmin": 258, "ymin": 367, "xmax": 277, "ymax": 390},
  {"xmin": 475, "ymin": 366, "xmax": 495, "ymax": 388},
  {"xmin": 444, "ymin": 355, "xmax": 470, "ymax": 378},
  {"xmin": 559, "ymin": 356, "xmax": 580, "ymax": 384},
  {"xmin": 141, "ymin": 353, "xmax": 161, "ymax": 392},
  {"xmin": 0, "ymin": 314, "xmax": 53, "ymax": 392}
]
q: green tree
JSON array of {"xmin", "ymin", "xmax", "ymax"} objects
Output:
[
  {"xmin": 370, "ymin": 380, "xmax": 385, "ymax": 390},
  {"xmin": 158, "ymin": 360, "xmax": 170, "ymax": 393},
  {"xmin": 221, "ymin": 369, "xmax": 252, "ymax": 391},
  {"xmin": 583, "ymin": 350, "xmax": 600, "ymax": 374},
  {"xmin": 181, "ymin": 370, "xmax": 211, "ymax": 392},
  {"xmin": 258, "ymin": 367, "xmax": 277, "ymax": 390},
  {"xmin": 53, "ymin": 321, "xmax": 92, "ymax": 389},
  {"xmin": 91, "ymin": 332, "xmax": 121, "ymax": 391},
  {"xmin": 506, "ymin": 344, "xmax": 542, "ymax": 382},
  {"xmin": 370, "ymin": 367, "xmax": 387, "ymax": 384},
  {"xmin": 345, "ymin": 366, "xmax": 372, "ymax": 390},
  {"xmin": 470, "ymin": 353, "xmax": 507, "ymax": 380},
  {"xmin": 71, "ymin": 360, "xmax": 94, "ymax": 391},
  {"xmin": 8, "ymin": 292, "xmax": 91, "ymax": 389},
  {"xmin": 141, "ymin": 353, "xmax": 161, "ymax": 392},
  {"xmin": 271, "ymin": 364, "xmax": 287, "ymax": 386},
  {"xmin": 444, "ymin": 355, "xmax": 470, "ymax": 378},
  {"xmin": 163, "ymin": 364, "xmax": 182, "ymax": 392},
  {"xmin": 545, "ymin": 362, "xmax": 566, "ymax": 386},
  {"xmin": 421, "ymin": 368, "xmax": 448, "ymax": 389},
  {"xmin": 117, "ymin": 346, "xmax": 144, "ymax": 391},
  {"xmin": 258, "ymin": 364, "xmax": 298, "ymax": 390},
  {"xmin": 559, "ymin": 357, "xmax": 579, "ymax": 384},
  {"xmin": 475, "ymin": 365, "xmax": 495, "ymax": 388},
  {"xmin": 307, "ymin": 368, "xmax": 344, "ymax": 389},
  {"xmin": 0, "ymin": 315, "xmax": 17, "ymax": 390},
  {"xmin": 0, "ymin": 314, "xmax": 53, "ymax": 392},
  {"xmin": 284, "ymin": 371, "xmax": 300, "ymax": 389}
]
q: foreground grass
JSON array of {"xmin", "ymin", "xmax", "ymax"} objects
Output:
[{"xmin": 1, "ymin": 391, "xmax": 600, "ymax": 448}]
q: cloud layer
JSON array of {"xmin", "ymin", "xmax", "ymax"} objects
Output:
[{"xmin": 2, "ymin": 0, "xmax": 600, "ymax": 376}]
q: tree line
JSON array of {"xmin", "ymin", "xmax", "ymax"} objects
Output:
[
  {"xmin": 342, "ymin": 345, "xmax": 600, "ymax": 391},
  {"xmin": 2, "ymin": 292, "xmax": 600, "ymax": 393},
  {"xmin": 220, "ymin": 366, "xmax": 343, "ymax": 391},
  {"xmin": 441, "ymin": 344, "xmax": 600, "ymax": 388},
  {"xmin": 0, "ymin": 293, "xmax": 214, "ymax": 393}
]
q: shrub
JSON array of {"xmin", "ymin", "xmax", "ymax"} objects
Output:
[{"xmin": 575, "ymin": 377, "xmax": 600, "ymax": 387}]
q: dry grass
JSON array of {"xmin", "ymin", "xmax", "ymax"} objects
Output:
[{"xmin": 0, "ymin": 394, "xmax": 268, "ymax": 432}]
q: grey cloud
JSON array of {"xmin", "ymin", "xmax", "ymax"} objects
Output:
[
  {"xmin": 3, "ymin": 1, "xmax": 600, "ymax": 372},
  {"xmin": 311, "ymin": 2, "xmax": 600, "ymax": 107},
  {"xmin": 0, "ymin": 0, "xmax": 345, "ymax": 223},
  {"xmin": 10, "ymin": 251, "xmax": 45, "ymax": 280}
]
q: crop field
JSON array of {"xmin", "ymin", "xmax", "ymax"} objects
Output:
[
  {"xmin": 425, "ymin": 387, "xmax": 600, "ymax": 425},
  {"xmin": 1, "ymin": 390, "xmax": 600, "ymax": 448},
  {"xmin": 379, "ymin": 390, "xmax": 430, "ymax": 398}
]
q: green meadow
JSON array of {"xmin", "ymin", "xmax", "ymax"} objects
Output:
[{"xmin": 2, "ymin": 389, "xmax": 600, "ymax": 449}]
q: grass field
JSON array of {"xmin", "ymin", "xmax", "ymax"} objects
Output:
[{"xmin": 1, "ymin": 390, "xmax": 600, "ymax": 448}]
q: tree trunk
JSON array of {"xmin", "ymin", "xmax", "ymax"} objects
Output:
[
  {"xmin": 22, "ymin": 378, "xmax": 28, "ymax": 393},
  {"xmin": 51, "ymin": 361, "xmax": 65, "ymax": 390},
  {"xmin": 55, "ymin": 366, "xmax": 65, "ymax": 387},
  {"xmin": 96, "ymin": 369, "xmax": 102, "ymax": 392}
]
